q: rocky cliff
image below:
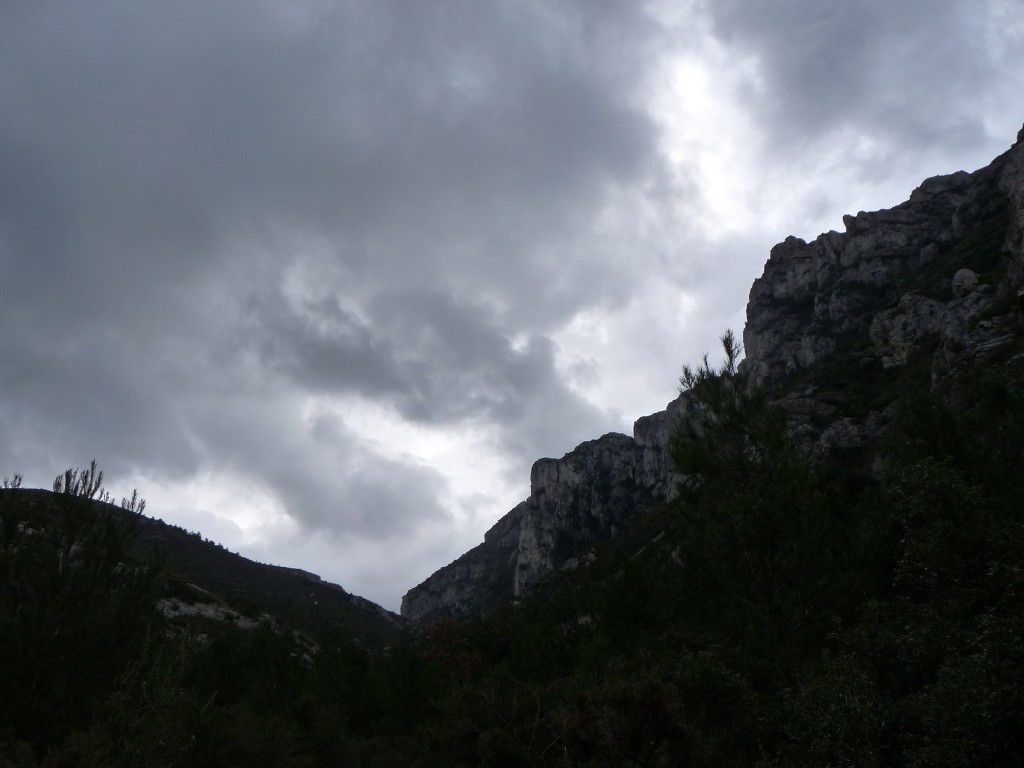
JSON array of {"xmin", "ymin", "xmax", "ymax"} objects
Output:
[
  {"xmin": 744, "ymin": 123, "xmax": 1024, "ymax": 462},
  {"xmin": 401, "ymin": 123, "xmax": 1024, "ymax": 624},
  {"xmin": 400, "ymin": 407, "xmax": 686, "ymax": 622},
  {"xmin": 744, "ymin": 125, "xmax": 1024, "ymax": 391}
]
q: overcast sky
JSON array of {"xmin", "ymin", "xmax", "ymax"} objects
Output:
[{"xmin": 2, "ymin": 0, "xmax": 1022, "ymax": 611}]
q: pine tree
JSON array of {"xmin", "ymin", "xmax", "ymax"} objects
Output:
[{"xmin": 669, "ymin": 332, "xmax": 851, "ymax": 679}]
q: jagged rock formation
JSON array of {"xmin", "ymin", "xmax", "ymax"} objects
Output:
[
  {"xmin": 743, "ymin": 129, "xmax": 1024, "ymax": 391},
  {"xmin": 744, "ymin": 124, "xmax": 1024, "ymax": 461},
  {"xmin": 401, "ymin": 123, "xmax": 1024, "ymax": 624},
  {"xmin": 401, "ymin": 402, "xmax": 686, "ymax": 622}
]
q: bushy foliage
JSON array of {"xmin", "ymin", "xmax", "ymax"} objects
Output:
[
  {"xmin": 0, "ymin": 463, "xmax": 160, "ymax": 753},
  {"xmin": 405, "ymin": 337, "xmax": 1024, "ymax": 766},
  {"xmin": 4, "ymin": 353, "xmax": 1024, "ymax": 765},
  {"xmin": 670, "ymin": 332, "xmax": 860, "ymax": 680}
]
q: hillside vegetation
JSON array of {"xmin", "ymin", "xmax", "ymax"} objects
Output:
[{"xmin": 4, "ymin": 339, "xmax": 1024, "ymax": 765}]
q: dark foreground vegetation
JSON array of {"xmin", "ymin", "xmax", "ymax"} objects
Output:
[{"xmin": 3, "ymin": 340, "xmax": 1024, "ymax": 766}]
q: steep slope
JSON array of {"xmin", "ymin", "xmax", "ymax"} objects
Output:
[
  {"xmin": 134, "ymin": 509, "xmax": 404, "ymax": 643},
  {"xmin": 743, "ymin": 122, "xmax": 1024, "ymax": 461},
  {"xmin": 402, "ymin": 122, "xmax": 1024, "ymax": 624},
  {"xmin": 401, "ymin": 404, "xmax": 686, "ymax": 622},
  {"xmin": 3, "ymin": 487, "xmax": 403, "ymax": 643}
]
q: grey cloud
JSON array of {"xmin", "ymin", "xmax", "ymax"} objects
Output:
[
  {"xmin": 1, "ymin": 0, "xmax": 657, "ymax": 595},
  {"xmin": 263, "ymin": 447, "xmax": 455, "ymax": 545},
  {"xmin": 0, "ymin": 2, "xmax": 661, "ymax": 395},
  {"xmin": 0, "ymin": 0, "xmax": 659, "ymax": 238},
  {"xmin": 185, "ymin": 397, "xmax": 454, "ymax": 541},
  {"xmin": 3, "ymin": 0, "xmax": 1019, "ymax": 608},
  {"xmin": 243, "ymin": 280, "xmax": 609, "ymax": 467},
  {"xmin": 246, "ymin": 289, "xmax": 408, "ymax": 400},
  {"xmin": 0, "ymin": 0, "xmax": 665, "ymax": 430},
  {"xmin": 0, "ymin": 318, "xmax": 207, "ymax": 484},
  {"xmin": 704, "ymin": 1, "xmax": 1014, "ymax": 158}
]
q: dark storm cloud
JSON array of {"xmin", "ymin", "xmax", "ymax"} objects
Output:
[
  {"xmin": 359, "ymin": 289, "xmax": 598, "ymax": 431},
  {"xmin": 0, "ymin": 0, "xmax": 660, "ymax": 427},
  {"xmin": 243, "ymin": 279, "xmax": 609, "ymax": 465},
  {"xmin": 188, "ymin": 398, "xmax": 453, "ymax": 541},
  {"xmin": 3, "ymin": 0, "xmax": 1021, "ymax": 609},
  {"xmin": 0, "ymin": 0, "xmax": 668, "ymax": 604},
  {"xmin": 246, "ymin": 288, "xmax": 408, "ymax": 401},
  {"xmin": 0, "ymin": 0, "xmax": 660, "ymax": 316},
  {"xmin": 704, "ymin": 0, "xmax": 1017, "ymax": 157}
]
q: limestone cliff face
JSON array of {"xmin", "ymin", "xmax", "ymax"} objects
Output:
[
  {"xmin": 742, "ymin": 125, "xmax": 1024, "ymax": 461},
  {"xmin": 744, "ymin": 127, "xmax": 1024, "ymax": 392},
  {"xmin": 401, "ymin": 399, "xmax": 687, "ymax": 623},
  {"xmin": 401, "ymin": 124, "xmax": 1024, "ymax": 624}
]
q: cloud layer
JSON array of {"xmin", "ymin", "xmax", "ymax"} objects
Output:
[{"xmin": 2, "ymin": 0, "xmax": 1023, "ymax": 608}]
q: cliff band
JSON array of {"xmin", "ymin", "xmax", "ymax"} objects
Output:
[{"xmin": 402, "ymin": 123, "xmax": 1024, "ymax": 623}]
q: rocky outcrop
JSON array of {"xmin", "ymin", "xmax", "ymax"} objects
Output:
[
  {"xmin": 402, "ymin": 123, "xmax": 1024, "ymax": 624},
  {"xmin": 742, "ymin": 129, "xmax": 1024, "ymax": 396},
  {"xmin": 401, "ymin": 398, "xmax": 687, "ymax": 622}
]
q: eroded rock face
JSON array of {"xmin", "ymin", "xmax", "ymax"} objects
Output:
[
  {"xmin": 401, "ymin": 123, "xmax": 1024, "ymax": 624},
  {"xmin": 742, "ymin": 129, "xmax": 1024, "ymax": 394},
  {"xmin": 401, "ymin": 397, "xmax": 687, "ymax": 623},
  {"xmin": 398, "ymin": 505, "xmax": 523, "ymax": 624},
  {"xmin": 952, "ymin": 268, "xmax": 980, "ymax": 297},
  {"xmin": 869, "ymin": 293, "xmax": 944, "ymax": 369}
]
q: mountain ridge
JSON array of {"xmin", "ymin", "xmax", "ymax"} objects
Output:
[
  {"xmin": 401, "ymin": 121, "xmax": 1024, "ymax": 623},
  {"xmin": 2, "ymin": 486, "xmax": 404, "ymax": 642}
]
